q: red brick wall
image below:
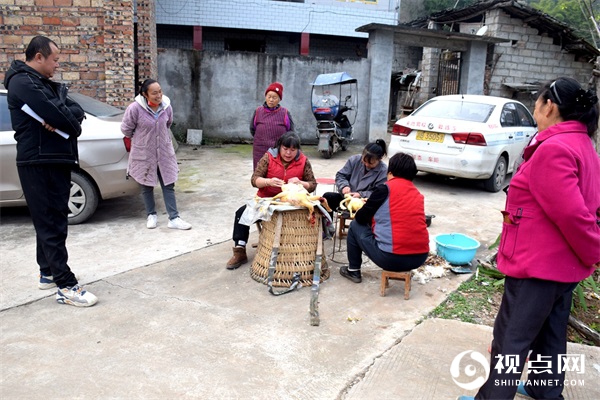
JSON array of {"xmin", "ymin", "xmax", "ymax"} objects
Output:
[
  {"xmin": 135, "ymin": 0, "xmax": 157, "ymax": 83},
  {"xmin": 0, "ymin": 0, "xmax": 141, "ymax": 109}
]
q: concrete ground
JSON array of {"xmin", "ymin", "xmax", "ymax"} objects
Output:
[{"xmin": 1, "ymin": 143, "xmax": 598, "ymax": 399}]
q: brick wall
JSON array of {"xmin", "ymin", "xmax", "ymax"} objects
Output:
[
  {"xmin": 403, "ymin": 9, "xmax": 594, "ymax": 111},
  {"xmin": 135, "ymin": 0, "xmax": 157, "ymax": 85},
  {"xmin": 392, "ymin": 44, "xmax": 422, "ymax": 73},
  {"xmin": 418, "ymin": 47, "xmax": 441, "ymax": 104},
  {"xmin": 486, "ymin": 9, "xmax": 592, "ymax": 108},
  {"xmin": 0, "ymin": 0, "xmax": 137, "ymax": 108}
]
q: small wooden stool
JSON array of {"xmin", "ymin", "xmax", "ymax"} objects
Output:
[
  {"xmin": 380, "ymin": 270, "xmax": 412, "ymax": 300},
  {"xmin": 331, "ymin": 211, "xmax": 353, "ymax": 259},
  {"xmin": 337, "ymin": 212, "xmax": 352, "ymax": 242}
]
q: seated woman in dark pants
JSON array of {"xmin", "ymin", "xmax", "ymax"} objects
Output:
[
  {"xmin": 226, "ymin": 132, "xmax": 317, "ymax": 270},
  {"xmin": 339, "ymin": 152, "xmax": 429, "ymax": 283},
  {"xmin": 322, "ymin": 139, "xmax": 387, "ymax": 216}
]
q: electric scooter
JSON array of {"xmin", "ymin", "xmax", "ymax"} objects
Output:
[{"xmin": 310, "ymin": 72, "xmax": 358, "ymax": 159}]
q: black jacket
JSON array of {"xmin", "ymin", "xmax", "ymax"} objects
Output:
[{"xmin": 3, "ymin": 60, "xmax": 85, "ymax": 166}]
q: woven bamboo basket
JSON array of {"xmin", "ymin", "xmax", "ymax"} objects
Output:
[{"xmin": 251, "ymin": 209, "xmax": 329, "ymax": 287}]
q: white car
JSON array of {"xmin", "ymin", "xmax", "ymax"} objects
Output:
[
  {"xmin": 389, "ymin": 94, "xmax": 537, "ymax": 192},
  {"xmin": 0, "ymin": 88, "xmax": 139, "ymax": 224}
]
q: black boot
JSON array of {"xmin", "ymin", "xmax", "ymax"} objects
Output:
[{"xmin": 340, "ymin": 266, "xmax": 362, "ymax": 283}]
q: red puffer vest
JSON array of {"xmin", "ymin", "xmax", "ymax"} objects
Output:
[
  {"xmin": 372, "ymin": 177, "xmax": 429, "ymax": 255},
  {"xmin": 257, "ymin": 150, "xmax": 307, "ymax": 198}
]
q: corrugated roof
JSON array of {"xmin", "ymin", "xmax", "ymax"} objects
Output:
[{"xmin": 409, "ymin": 0, "xmax": 599, "ymax": 60}]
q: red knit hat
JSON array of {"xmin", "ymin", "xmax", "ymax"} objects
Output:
[{"xmin": 265, "ymin": 82, "xmax": 283, "ymax": 100}]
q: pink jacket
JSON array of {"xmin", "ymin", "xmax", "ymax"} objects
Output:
[
  {"xmin": 498, "ymin": 120, "xmax": 600, "ymax": 282},
  {"xmin": 121, "ymin": 94, "xmax": 179, "ymax": 186}
]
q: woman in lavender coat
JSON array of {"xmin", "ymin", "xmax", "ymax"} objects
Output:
[{"xmin": 121, "ymin": 79, "xmax": 191, "ymax": 230}]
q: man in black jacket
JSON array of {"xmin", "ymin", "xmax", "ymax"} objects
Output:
[{"xmin": 3, "ymin": 35, "xmax": 97, "ymax": 307}]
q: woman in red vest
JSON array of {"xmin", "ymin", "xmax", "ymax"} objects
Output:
[
  {"xmin": 226, "ymin": 132, "xmax": 317, "ymax": 270},
  {"xmin": 339, "ymin": 152, "xmax": 429, "ymax": 283},
  {"xmin": 250, "ymin": 82, "xmax": 295, "ymax": 170}
]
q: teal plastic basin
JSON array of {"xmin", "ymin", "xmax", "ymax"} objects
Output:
[{"xmin": 435, "ymin": 233, "xmax": 480, "ymax": 265}]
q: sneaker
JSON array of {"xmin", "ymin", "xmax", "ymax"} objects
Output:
[
  {"xmin": 56, "ymin": 285, "xmax": 98, "ymax": 307},
  {"xmin": 146, "ymin": 214, "xmax": 158, "ymax": 229},
  {"xmin": 39, "ymin": 274, "xmax": 57, "ymax": 290},
  {"xmin": 517, "ymin": 382, "xmax": 533, "ymax": 398},
  {"xmin": 340, "ymin": 266, "xmax": 362, "ymax": 283},
  {"xmin": 168, "ymin": 217, "xmax": 192, "ymax": 230}
]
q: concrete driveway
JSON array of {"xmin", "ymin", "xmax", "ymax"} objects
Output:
[
  {"xmin": 8, "ymin": 144, "xmax": 595, "ymax": 399},
  {"xmin": 0, "ymin": 143, "xmax": 507, "ymax": 311}
]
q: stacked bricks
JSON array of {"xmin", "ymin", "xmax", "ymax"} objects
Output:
[
  {"xmin": 135, "ymin": 0, "xmax": 157, "ymax": 85},
  {"xmin": 399, "ymin": 9, "xmax": 594, "ymax": 110},
  {"xmin": 103, "ymin": 1, "xmax": 136, "ymax": 107},
  {"xmin": 0, "ymin": 0, "xmax": 137, "ymax": 109},
  {"xmin": 485, "ymin": 8, "xmax": 592, "ymax": 100}
]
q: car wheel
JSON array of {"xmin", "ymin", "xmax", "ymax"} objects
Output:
[
  {"xmin": 483, "ymin": 156, "xmax": 507, "ymax": 193},
  {"xmin": 68, "ymin": 171, "xmax": 99, "ymax": 225}
]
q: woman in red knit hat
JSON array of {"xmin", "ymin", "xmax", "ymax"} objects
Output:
[{"xmin": 250, "ymin": 82, "xmax": 295, "ymax": 170}]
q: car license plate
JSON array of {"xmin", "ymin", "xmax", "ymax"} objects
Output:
[{"xmin": 416, "ymin": 131, "xmax": 444, "ymax": 143}]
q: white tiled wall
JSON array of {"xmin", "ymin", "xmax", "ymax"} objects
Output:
[{"xmin": 156, "ymin": 0, "xmax": 398, "ymax": 38}]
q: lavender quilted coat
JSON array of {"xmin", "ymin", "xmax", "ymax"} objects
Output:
[{"xmin": 121, "ymin": 94, "xmax": 179, "ymax": 186}]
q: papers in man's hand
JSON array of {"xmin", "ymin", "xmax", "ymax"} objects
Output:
[{"xmin": 21, "ymin": 104, "xmax": 69, "ymax": 139}]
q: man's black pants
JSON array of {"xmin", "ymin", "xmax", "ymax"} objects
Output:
[{"xmin": 17, "ymin": 164, "xmax": 78, "ymax": 289}]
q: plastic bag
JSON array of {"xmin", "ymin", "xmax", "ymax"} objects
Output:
[{"xmin": 239, "ymin": 198, "xmax": 274, "ymax": 226}]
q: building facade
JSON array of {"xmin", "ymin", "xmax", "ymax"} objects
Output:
[
  {"xmin": 0, "ymin": 0, "xmax": 140, "ymax": 108},
  {"xmin": 1, "ymin": 0, "xmax": 597, "ymax": 143},
  {"xmin": 156, "ymin": 0, "xmax": 401, "ymax": 56}
]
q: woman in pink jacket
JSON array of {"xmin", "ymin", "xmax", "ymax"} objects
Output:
[
  {"xmin": 121, "ymin": 79, "xmax": 191, "ymax": 230},
  {"xmin": 460, "ymin": 78, "xmax": 600, "ymax": 400}
]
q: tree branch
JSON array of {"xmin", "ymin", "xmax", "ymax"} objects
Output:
[{"xmin": 568, "ymin": 315, "xmax": 600, "ymax": 346}]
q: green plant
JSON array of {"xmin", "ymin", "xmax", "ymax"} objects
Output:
[
  {"xmin": 481, "ymin": 233, "xmax": 599, "ymax": 312},
  {"xmin": 573, "ymin": 273, "xmax": 600, "ymax": 312},
  {"xmin": 423, "ymin": 0, "xmax": 477, "ymax": 14},
  {"xmin": 429, "ymin": 275, "xmax": 503, "ymax": 324},
  {"xmin": 476, "ymin": 233, "xmax": 505, "ymax": 285},
  {"xmin": 488, "ymin": 233, "xmax": 501, "ymax": 250}
]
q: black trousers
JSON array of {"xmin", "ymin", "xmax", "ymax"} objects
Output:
[
  {"xmin": 476, "ymin": 276, "xmax": 578, "ymax": 400},
  {"xmin": 232, "ymin": 205, "xmax": 250, "ymax": 246},
  {"xmin": 17, "ymin": 165, "xmax": 78, "ymax": 288},
  {"xmin": 347, "ymin": 220, "xmax": 428, "ymax": 272},
  {"xmin": 322, "ymin": 192, "xmax": 343, "ymax": 218}
]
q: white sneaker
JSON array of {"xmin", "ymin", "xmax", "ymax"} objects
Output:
[
  {"xmin": 147, "ymin": 214, "xmax": 158, "ymax": 229},
  {"xmin": 168, "ymin": 217, "xmax": 192, "ymax": 230},
  {"xmin": 56, "ymin": 285, "xmax": 98, "ymax": 307},
  {"xmin": 39, "ymin": 274, "xmax": 57, "ymax": 290}
]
